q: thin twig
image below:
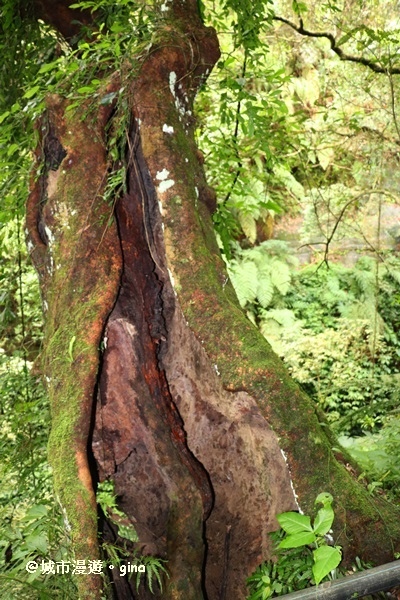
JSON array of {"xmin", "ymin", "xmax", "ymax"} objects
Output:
[
  {"xmin": 273, "ymin": 16, "xmax": 400, "ymax": 75},
  {"xmin": 223, "ymin": 53, "xmax": 247, "ymax": 206}
]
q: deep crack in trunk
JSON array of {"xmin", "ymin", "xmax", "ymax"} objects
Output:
[{"xmin": 92, "ymin": 123, "xmax": 212, "ymax": 598}]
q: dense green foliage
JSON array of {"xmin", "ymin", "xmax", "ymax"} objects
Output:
[
  {"xmin": 247, "ymin": 493, "xmax": 343, "ymax": 600},
  {"xmin": 0, "ymin": 221, "xmax": 77, "ymax": 597}
]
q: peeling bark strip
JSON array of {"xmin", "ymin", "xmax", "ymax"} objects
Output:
[{"xmin": 26, "ymin": 95, "xmax": 122, "ymax": 599}]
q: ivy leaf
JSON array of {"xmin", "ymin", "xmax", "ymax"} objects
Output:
[{"xmin": 312, "ymin": 545, "xmax": 342, "ymax": 584}]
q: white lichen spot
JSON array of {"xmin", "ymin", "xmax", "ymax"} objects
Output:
[
  {"xmin": 214, "ymin": 364, "xmax": 220, "ymax": 376},
  {"xmin": 169, "ymin": 71, "xmax": 177, "ymax": 97},
  {"xmin": 27, "ymin": 240, "xmax": 34, "ymax": 254},
  {"xmin": 168, "ymin": 71, "xmax": 188, "ymax": 121},
  {"xmin": 194, "ymin": 186, "xmax": 199, "ymax": 198},
  {"xmin": 156, "ymin": 168, "xmax": 170, "ymax": 181},
  {"xmin": 177, "ymin": 101, "xmax": 186, "ymax": 119},
  {"xmin": 55, "ymin": 495, "xmax": 72, "ymax": 532},
  {"xmin": 103, "ymin": 335, "xmax": 108, "ymax": 349},
  {"xmin": 43, "ymin": 300, "xmax": 48, "ymax": 312},
  {"xmin": 158, "ymin": 179, "xmax": 175, "ymax": 193},
  {"xmin": 158, "ymin": 199, "xmax": 164, "ymax": 216},
  {"xmin": 280, "ymin": 449, "xmax": 303, "ymax": 513},
  {"xmin": 162, "ymin": 124, "xmax": 174, "ymax": 134},
  {"xmin": 44, "ymin": 225, "xmax": 54, "ymax": 246},
  {"xmin": 62, "ymin": 509, "xmax": 71, "ymax": 532},
  {"xmin": 49, "ymin": 255, "xmax": 54, "ymax": 274}
]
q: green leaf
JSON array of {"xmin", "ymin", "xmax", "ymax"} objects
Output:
[
  {"xmin": 277, "ymin": 511, "xmax": 313, "ymax": 534},
  {"xmin": 312, "ymin": 545, "xmax": 342, "ymax": 584},
  {"xmin": 238, "ymin": 212, "xmax": 257, "ymax": 243},
  {"xmin": 313, "ymin": 506, "xmax": 334, "ymax": 535},
  {"xmin": 0, "ymin": 110, "xmax": 10, "ymax": 124},
  {"xmin": 77, "ymin": 85, "xmax": 96, "ymax": 94},
  {"xmin": 23, "ymin": 85, "xmax": 40, "ymax": 99},
  {"xmin": 315, "ymin": 492, "xmax": 333, "ymax": 508},
  {"xmin": 256, "ymin": 274, "xmax": 274, "ymax": 308},
  {"xmin": 270, "ymin": 261, "xmax": 291, "ymax": 295},
  {"xmin": 229, "ymin": 260, "xmax": 258, "ymax": 307},
  {"xmin": 25, "ymin": 533, "xmax": 48, "ymax": 554},
  {"xmin": 23, "ymin": 505, "xmax": 48, "ymax": 520},
  {"xmin": 38, "ymin": 60, "xmax": 59, "ymax": 74},
  {"xmin": 278, "ymin": 531, "xmax": 316, "ymax": 548}
]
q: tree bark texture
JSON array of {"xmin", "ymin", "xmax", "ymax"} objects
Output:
[{"xmin": 26, "ymin": 2, "xmax": 400, "ymax": 599}]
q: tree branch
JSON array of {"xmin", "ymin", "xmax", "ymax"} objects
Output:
[{"xmin": 273, "ymin": 15, "xmax": 400, "ymax": 75}]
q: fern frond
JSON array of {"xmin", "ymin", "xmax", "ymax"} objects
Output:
[
  {"xmin": 262, "ymin": 308, "xmax": 298, "ymax": 327},
  {"xmin": 259, "ymin": 239, "xmax": 291, "ymax": 257},
  {"xmin": 256, "ymin": 272, "xmax": 274, "ymax": 308},
  {"xmin": 228, "ymin": 260, "xmax": 258, "ymax": 307},
  {"xmin": 353, "ymin": 268, "xmax": 375, "ymax": 299},
  {"xmin": 386, "ymin": 268, "xmax": 400, "ymax": 286},
  {"xmin": 269, "ymin": 259, "xmax": 291, "ymax": 295}
]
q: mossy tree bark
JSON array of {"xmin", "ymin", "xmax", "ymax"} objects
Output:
[{"xmin": 26, "ymin": 1, "xmax": 400, "ymax": 599}]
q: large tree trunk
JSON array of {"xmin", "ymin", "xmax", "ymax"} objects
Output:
[{"xmin": 26, "ymin": 1, "xmax": 400, "ymax": 599}]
